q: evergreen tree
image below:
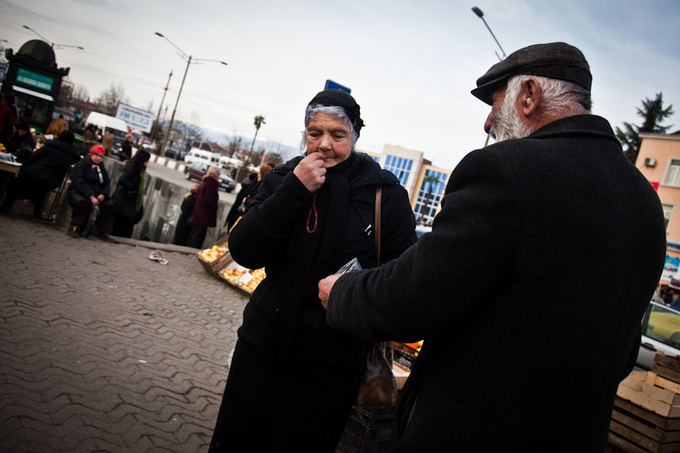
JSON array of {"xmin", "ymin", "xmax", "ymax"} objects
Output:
[{"xmin": 615, "ymin": 93, "xmax": 674, "ymax": 164}]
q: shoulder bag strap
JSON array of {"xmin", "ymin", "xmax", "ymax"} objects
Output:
[{"xmin": 375, "ymin": 186, "xmax": 382, "ymax": 266}]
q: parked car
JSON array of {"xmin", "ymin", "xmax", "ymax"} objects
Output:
[
  {"xmin": 164, "ymin": 148, "xmax": 186, "ymax": 160},
  {"xmin": 636, "ymin": 301, "xmax": 680, "ymax": 370},
  {"xmin": 184, "ymin": 161, "xmax": 236, "ymax": 192}
]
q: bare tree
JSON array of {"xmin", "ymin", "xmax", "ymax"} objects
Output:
[
  {"xmin": 72, "ymin": 84, "xmax": 90, "ymax": 102},
  {"xmin": 94, "ymin": 83, "xmax": 127, "ymax": 115}
]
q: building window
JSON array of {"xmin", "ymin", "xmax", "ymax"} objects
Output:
[
  {"xmin": 663, "ymin": 204, "xmax": 674, "ymax": 231},
  {"xmin": 663, "ymin": 159, "xmax": 680, "ymax": 186},
  {"xmin": 414, "ymin": 170, "xmax": 447, "ymax": 225},
  {"xmin": 384, "ymin": 154, "xmax": 413, "ymax": 186}
]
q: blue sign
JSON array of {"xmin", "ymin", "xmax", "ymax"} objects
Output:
[{"xmin": 324, "ymin": 79, "xmax": 351, "ymax": 94}]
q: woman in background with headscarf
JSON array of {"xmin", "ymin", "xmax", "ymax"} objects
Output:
[
  {"xmin": 187, "ymin": 166, "xmax": 220, "ymax": 249},
  {"xmin": 111, "ymin": 150, "xmax": 150, "ymax": 238}
]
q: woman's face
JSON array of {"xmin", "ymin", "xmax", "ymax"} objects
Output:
[
  {"xmin": 90, "ymin": 153, "xmax": 104, "ymax": 165},
  {"xmin": 305, "ymin": 112, "xmax": 353, "ymax": 168}
]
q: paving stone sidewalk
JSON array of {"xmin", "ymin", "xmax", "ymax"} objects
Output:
[{"xmin": 0, "ymin": 214, "xmax": 249, "ymax": 452}]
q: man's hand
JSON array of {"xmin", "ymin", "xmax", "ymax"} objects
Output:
[
  {"xmin": 97, "ymin": 194, "xmax": 105, "ymax": 202},
  {"xmin": 318, "ymin": 273, "xmax": 343, "ymax": 309},
  {"xmin": 293, "ymin": 152, "xmax": 326, "ymax": 192},
  {"xmin": 90, "ymin": 195, "xmax": 99, "ymax": 206}
]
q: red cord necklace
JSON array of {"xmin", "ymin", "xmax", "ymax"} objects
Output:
[{"xmin": 306, "ymin": 192, "xmax": 318, "ymax": 233}]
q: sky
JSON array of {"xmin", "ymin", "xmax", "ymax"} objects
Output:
[{"xmin": 1, "ymin": 0, "xmax": 679, "ymax": 170}]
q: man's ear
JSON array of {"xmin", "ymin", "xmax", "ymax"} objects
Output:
[{"xmin": 518, "ymin": 77, "xmax": 541, "ymax": 117}]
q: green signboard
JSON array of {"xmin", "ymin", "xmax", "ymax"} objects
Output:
[{"xmin": 16, "ymin": 67, "xmax": 54, "ymax": 92}]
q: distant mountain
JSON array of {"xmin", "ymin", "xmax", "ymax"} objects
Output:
[{"xmin": 166, "ymin": 120, "xmax": 297, "ymax": 160}]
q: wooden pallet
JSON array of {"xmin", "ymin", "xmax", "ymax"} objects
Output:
[{"xmin": 609, "ymin": 396, "xmax": 680, "ymax": 452}]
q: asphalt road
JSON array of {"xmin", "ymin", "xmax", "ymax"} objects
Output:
[{"xmin": 145, "ymin": 160, "xmax": 238, "ymax": 204}]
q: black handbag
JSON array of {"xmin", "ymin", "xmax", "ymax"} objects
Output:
[{"xmin": 355, "ymin": 186, "xmax": 398, "ymax": 408}]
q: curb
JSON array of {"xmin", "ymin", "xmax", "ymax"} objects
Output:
[{"xmin": 107, "ymin": 235, "xmax": 199, "ymax": 255}]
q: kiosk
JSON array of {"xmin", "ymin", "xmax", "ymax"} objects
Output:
[{"xmin": 2, "ymin": 40, "xmax": 70, "ymax": 133}]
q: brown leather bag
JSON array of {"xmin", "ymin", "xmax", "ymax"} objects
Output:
[{"xmin": 355, "ymin": 186, "xmax": 398, "ymax": 407}]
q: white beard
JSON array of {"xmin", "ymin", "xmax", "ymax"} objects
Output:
[{"xmin": 489, "ymin": 99, "xmax": 533, "ymax": 142}]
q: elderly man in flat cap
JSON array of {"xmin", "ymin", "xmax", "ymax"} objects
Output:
[{"xmin": 319, "ymin": 42, "xmax": 666, "ymax": 451}]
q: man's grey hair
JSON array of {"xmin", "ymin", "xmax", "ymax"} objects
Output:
[
  {"xmin": 506, "ymin": 75, "xmax": 592, "ymax": 117},
  {"xmin": 300, "ymin": 105, "xmax": 358, "ymax": 151}
]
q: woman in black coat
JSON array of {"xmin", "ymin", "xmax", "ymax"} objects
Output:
[
  {"xmin": 66, "ymin": 145, "xmax": 114, "ymax": 237},
  {"xmin": 173, "ymin": 183, "xmax": 199, "ymax": 246},
  {"xmin": 208, "ymin": 90, "xmax": 416, "ymax": 452},
  {"xmin": 112, "ymin": 150, "xmax": 150, "ymax": 238}
]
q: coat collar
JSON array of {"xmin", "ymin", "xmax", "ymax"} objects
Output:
[{"xmin": 528, "ymin": 114, "xmax": 619, "ymax": 145}]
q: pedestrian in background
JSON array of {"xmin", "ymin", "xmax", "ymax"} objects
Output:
[
  {"xmin": 120, "ymin": 134, "xmax": 133, "ymax": 162},
  {"xmin": 0, "ymin": 92, "xmax": 17, "ymax": 144},
  {"xmin": 1, "ymin": 130, "xmax": 83, "ymax": 217},
  {"xmin": 318, "ymin": 42, "xmax": 667, "ymax": 451},
  {"xmin": 226, "ymin": 164, "xmax": 273, "ymax": 231},
  {"xmin": 102, "ymin": 130, "xmax": 114, "ymax": 156},
  {"xmin": 172, "ymin": 183, "xmax": 199, "ymax": 246},
  {"xmin": 5, "ymin": 122, "xmax": 36, "ymax": 164},
  {"xmin": 46, "ymin": 114, "xmax": 69, "ymax": 138},
  {"xmin": 111, "ymin": 150, "xmax": 150, "ymax": 238},
  {"xmin": 66, "ymin": 144, "xmax": 114, "ymax": 238},
  {"xmin": 187, "ymin": 166, "xmax": 220, "ymax": 249},
  {"xmin": 209, "ymin": 89, "xmax": 416, "ymax": 452}
]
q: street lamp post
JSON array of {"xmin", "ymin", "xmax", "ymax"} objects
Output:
[
  {"xmin": 471, "ymin": 7, "xmax": 507, "ymax": 147},
  {"xmin": 22, "ymin": 25, "xmax": 84, "ymax": 50},
  {"xmin": 154, "ymin": 32, "xmax": 227, "ymax": 157},
  {"xmin": 471, "ymin": 7, "xmax": 506, "ymax": 61}
]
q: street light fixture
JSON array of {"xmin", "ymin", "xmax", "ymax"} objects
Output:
[
  {"xmin": 22, "ymin": 25, "xmax": 84, "ymax": 50},
  {"xmin": 154, "ymin": 32, "xmax": 227, "ymax": 157},
  {"xmin": 471, "ymin": 7, "xmax": 506, "ymax": 61}
]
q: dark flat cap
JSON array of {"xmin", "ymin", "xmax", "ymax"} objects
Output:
[{"xmin": 471, "ymin": 42, "xmax": 592, "ymax": 105}]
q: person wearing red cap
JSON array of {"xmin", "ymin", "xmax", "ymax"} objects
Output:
[{"xmin": 66, "ymin": 144, "xmax": 114, "ymax": 238}]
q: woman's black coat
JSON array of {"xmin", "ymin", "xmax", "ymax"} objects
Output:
[
  {"xmin": 67, "ymin": 156, "xmax": 111, "ymax": 204},
  {"xmin": 228, "ymin": 152, "xmax": 417, "ymax": 365},
  {"xmin": 173, "ymin": 194, "xmax": 196, "ymax": 246},
  {"xmin": 112, "ymin": 164, "xmax": 144, "ymax": 223}
]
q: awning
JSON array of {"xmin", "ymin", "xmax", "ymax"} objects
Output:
[{"xmin": 13, "ymin": 85, "xmax": 54, "ymax": 102}]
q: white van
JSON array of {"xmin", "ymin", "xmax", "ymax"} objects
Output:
[{"xmin": 184, "ymin": 148, "xmax": 220, "ymax": 166}]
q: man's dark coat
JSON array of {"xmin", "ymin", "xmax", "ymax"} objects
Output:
[
  {"xmin": 327, "ymin": 115, "xmax": 667, "ymax": 451},
  {"xmin": 24, "ymin": 138, "xmax": 83, "ymax": 189}
]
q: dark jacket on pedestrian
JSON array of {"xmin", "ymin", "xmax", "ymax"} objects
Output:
[
  {"xmin": 120, "ymin": 140, "xmax": 132, "ymax": 161},
  {"xmin": 230, "ymin": 152, "xmax": 417, "ymax": 365},
  {"xmin": 24, "ymin": 133, "xmax": 83, "ymax": 189},
  {"xmin": 191, "ymin": 176, "xmax": 219, "ymax": 227},
  {"xmin": 226, "ymin": 173, "xmax": 257, "ymax": 230},
  {"xmin": 326, "ymin": 115, "xmax": 667, "ymax": 452},
  {"xmin": 5, "ymin": 131, "xmax": 36, "ymax": 163},
  {"xmin": 173, "ymin": 193, "xmax": 196, "ymax": 246},
  {"xmin": 112, "ymin": 164, "xmax": 145, "ymax": 223},
  {"xmin": 67, "ymin": 155, "xmax": 111, "ymax": 204}
]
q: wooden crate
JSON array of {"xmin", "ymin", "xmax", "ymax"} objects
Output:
[
  {"xmin": 653, "ymin": 353, "xmax": 680, "ymax": 384},
  {"xmin": 196, "ymin": 235, "xmax": 232, "ymax": 276},
  {"xmin": 609, "ymin": 396, "xmax": 680, "ymax": 452},
  {"xmin": 609, "ymin": 368, "xmax": 680, "ymax": 452}
]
